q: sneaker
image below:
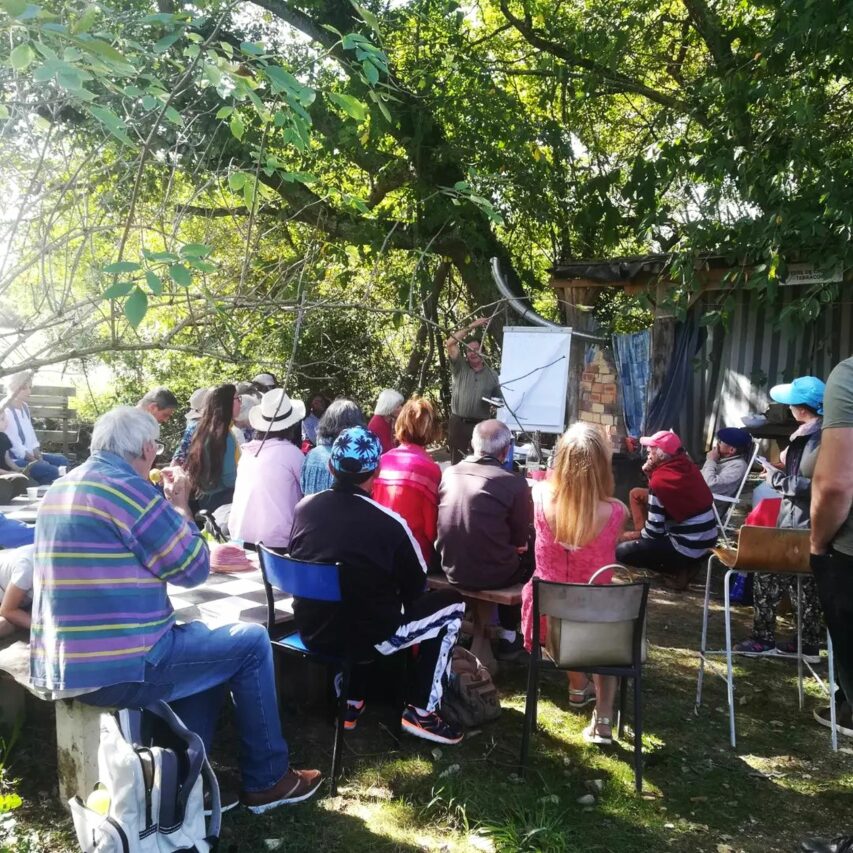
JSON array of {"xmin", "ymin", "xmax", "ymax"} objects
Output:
[
  {"xmin": 813, "ymin": 704, "xmax": 853, "ymax": 738},
  {"xmin": 495, "ymin": 634, "xmax": 525, "ymax": 662},
  {"xmin": 241, "ymin": 768, "xmax": 323, "ymax": 814},
  {"xmin": 401, "ymin": 706, "xmax": 463, "ymax": 745},
  {"xmin": 774, "ymin": 640, "xmax": 821, "ymax": 664},
  {"xmin": 344, "ymin": 699, "xmax": 366, "ymax": 731},
  {"xmin": 800, "ymin": 836, "xmax": 853, "ymax": 852},
  {"xmin": 733, "ymin": 637, "xmax": 776, "ymax": 657},
  {"xmin": 204, "ymin": 787, "xmax": 239, "ymax": 816}
]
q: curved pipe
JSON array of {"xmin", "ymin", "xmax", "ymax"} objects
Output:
[{"xmin": 490, "ymin": 257, "xmax": 608, "ymax": 342}]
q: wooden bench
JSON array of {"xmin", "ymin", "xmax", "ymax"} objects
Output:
[
  {"xmin": 29, "ymin": 385, "xmax": 79, "ymax": 455},
  {"xmin": 0, "ymin": 636, "xmax": 101, "ymax": 807},
  {"xmin": 426, "ymin": 574, "xmax": 524, "ymax": 674}
]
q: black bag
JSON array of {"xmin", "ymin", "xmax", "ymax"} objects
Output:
[{"xmin": 440, "ymin": 647, "xmax": 501, "ymax": 728}]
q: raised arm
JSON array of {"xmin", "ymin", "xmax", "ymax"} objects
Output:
[{"xmin": 444, "ymin": 316, "xmax": 489, "ymax": 361}]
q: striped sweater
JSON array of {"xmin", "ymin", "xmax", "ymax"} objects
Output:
[
  {"xmin": 29, "ymin": 451, "xmax": 209, "ymax": 692},
  {"xmin": 642, "ymin": 490, "xmax": 718, "ymax": 559}
]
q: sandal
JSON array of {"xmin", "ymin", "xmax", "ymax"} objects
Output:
[
  {"xmin": 569, "ymin": 681, "xmax": 596, "ymax": 710},
  {"xmin": 582, "ymin": 711, "xmax": 613, "ymax": 746}
]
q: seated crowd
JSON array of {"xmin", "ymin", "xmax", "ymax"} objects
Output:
[{"xmin": 0, "ymin": 359, "xmax": 850, "ymax": 846}]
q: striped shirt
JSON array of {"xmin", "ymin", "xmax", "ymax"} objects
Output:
[
  {"xmin": 642, "ymin": 490, "xmax": 718, "ymax": 559},
  {"xmin": 29, "ymin": 451, "xmax": 209, "ymax": 692}
]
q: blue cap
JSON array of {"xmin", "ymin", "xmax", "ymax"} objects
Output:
[
  {"xmin": 717, "ymin": 427, "xmax": 752, "ymax": 449},
  {"xmin": 330, "ymin": 426, "xmax": 381, "ymax": 475},
  {"xmin": 770, "ymin": 376, "xmax": 825, "ymax": 415}
]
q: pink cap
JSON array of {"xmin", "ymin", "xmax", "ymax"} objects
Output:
[{"xmin": 639, "ymin": 430, "xmax": 682, "ymax": 455}]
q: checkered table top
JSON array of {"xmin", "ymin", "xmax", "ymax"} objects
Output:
[{"xmin": 168, "ymin": 567, "xmax": 294, "ymax": 627}]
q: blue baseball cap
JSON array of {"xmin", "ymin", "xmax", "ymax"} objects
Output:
[
  {"xmin": 770, "ymin": 376, "xmax": 825, "ymax": 415},
  {"xmin": 330, "ymin": 426, "xmax": 382, "ymax": 475},
  {"xmin": 716, "ymin": 427, "xmax": 752, "ymax": 449}
]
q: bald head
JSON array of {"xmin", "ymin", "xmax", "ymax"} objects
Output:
[{"xmin": 472, "ymin": 419, "xmax": 511, "ymax": 460}]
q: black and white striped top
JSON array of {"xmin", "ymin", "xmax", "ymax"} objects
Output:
[{"xmin": 642, "ymin": 491, "xmax": 718, "ymax": 558}]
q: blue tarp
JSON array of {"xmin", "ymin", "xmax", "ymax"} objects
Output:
[{"xmin": 612, "ymin": 329, "xmax": 651, "ymax": 437}]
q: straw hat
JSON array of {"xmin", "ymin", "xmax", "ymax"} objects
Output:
[{"xmin": 248, "ymin": 389, "xmax": 306, "ymax": 432}]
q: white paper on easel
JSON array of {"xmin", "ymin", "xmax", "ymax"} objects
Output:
[{"xmin": 496, "ymin": 326, "xmax": 572, "ymax": 434}]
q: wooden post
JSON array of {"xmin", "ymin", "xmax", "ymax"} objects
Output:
[{"xmin": 55, "ymin": 700, "xmax": 102, "ymax": 807}]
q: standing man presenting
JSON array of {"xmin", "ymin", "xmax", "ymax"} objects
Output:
[
  {"xmin": 445, "ymin": 316, "xmax": 501, "ymax": 464},
  {"xmin": 801, "ymin": 356, "xmax": 853, "ymax": 853}
]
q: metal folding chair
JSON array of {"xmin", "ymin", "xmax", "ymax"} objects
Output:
[
  {"xmin": 519, "ymin": 568, "xmax": 650, "ymax": 791},
  {"xmin": 711, "ymin": 442, "xmax": 760, "ymax": 545},
  {"xmin": 694, "ymin": 526, "xmax": 838, "ymax": 750}
]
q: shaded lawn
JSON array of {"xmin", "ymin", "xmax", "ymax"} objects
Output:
[{"xmin": 2, "ymin": 579, "xmax": 851, "ymax": 853}]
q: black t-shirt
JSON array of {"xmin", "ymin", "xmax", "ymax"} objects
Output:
[{"xmin": 0, "ymin": 434, "xmax": 12, "ymax": 470}]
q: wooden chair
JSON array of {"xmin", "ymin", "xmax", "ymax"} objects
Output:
[{"xmin": 694, "ymin": 526, "xmax": 838, "ymax": 749}]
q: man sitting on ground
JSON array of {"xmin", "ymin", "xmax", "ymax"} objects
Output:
[
  {"xmin": 616, "ymin": 430, "xmax": 717, "ymax": 588},
  {"xmin": 137, "ymin": 386, "xmax": 179, "ymax": 425},
  {"xmin": 436, "ymin": 419, "xmax": 533, "ymax": 659},
  {"xmin": 288, "ymin": 425, "xmax": 466, "ymax": 744},
  {"xmin": 701, "ymin": 427, "xmax": 753, "ymax": 498},
  {"xmin": 29, "ymin": 406, "xmax": 321, "ymax": 812}
]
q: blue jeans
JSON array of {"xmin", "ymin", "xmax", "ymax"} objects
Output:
[
  {"xmin": 80, "ymin": 621, "xmax": 289, "ymax": 792},
  {"xmin": 15, "ymin": 452, "xmax": 68, "ymax": 485}
]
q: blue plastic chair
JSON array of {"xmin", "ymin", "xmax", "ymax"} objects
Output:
[{"xmin": 258, "ymin": 546, "xmax": 369, "ymax": 796}]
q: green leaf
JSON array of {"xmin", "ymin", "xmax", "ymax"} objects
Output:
[
  {"xmin": 124, "ymin": 287, "xmax": 148, "ymax": 328},
  {"xmin": 145, "ymin": 270, "xmax": 162, "ymax": 295},
  {"xmin": 187, "ymin": 258, "xmax": 216, "ymax": 273},
  {"xmin": 229, "ymin": 113, "xmax": 244, "ymax": 140},
  {"xmin": 327, "ymin": 92, "xmax": 368, "ymax": 121},
  {"xmin": 143, "ymin": 250, "xmax": 179, "ymax": 263},
  {"xmin": 102, "ymin": 280, "xmax": 134, "ymax": 299},
  {"xmin": 240, "ymin": 41, "xmax": 264, "ymax": 56},
  {"xmin": 153, "ymin": 31, "xmax": 181, "ymax": 53},
  {"xmin": 350, "ymin": 1, "xmax": 382, "ymax": 35},
  {"xmin": 103, "ymin": 260, "xmax": 141, "ymax": 273},
  {"xmin": 0, "ymin": 792, "xmax": 23, "ymax": 812},
  {"xmin": 362, "ymin": 59, "xmax": 379, "ymax": 85},
  {"xmin": 0, "ymin": 105, "xmax": 8, "ymax": 119},
  {"xmin": 0, "ymin": 0, "xmax": 27, "ymax": 17},
  {"xmin": 164, "ymin": 105, "xmax": 183, "ymax": 126},
  {"xmin": 228, "ymin": 171, "xmax": 247, "ymax": 191},
  {"xmin": 77, "ymin": 38, "xmax": 129, "ymax": 65},
  {"xmin": 180, "ymin": 242, "xmax": 212, "ymax": 258},
  {"xmin": 141, "ymin": 94, "xmax": 159, "ymax": 111},
  {"xmin": 169, "ymin": 264, "xmax": 191, "ymax": 286},
  {"xmin": 89, "ymin": 105, "xmax": 131, "ymax": 145},
  {"xmin": 215, "ymin": 105, "xmax": 233, "ymax": 119},
  {"xmin": 10, "ymin": 43, "xmax": 35, "ymax": 71}
]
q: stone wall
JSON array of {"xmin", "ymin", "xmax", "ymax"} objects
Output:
[{"xmin": 578, "ymin": 345, "xmax": 626, "ymax": 450}]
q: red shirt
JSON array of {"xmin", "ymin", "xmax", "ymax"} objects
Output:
[{"xmin": 368, "ymin": 415, "xmax": 396, "ymax": 454}]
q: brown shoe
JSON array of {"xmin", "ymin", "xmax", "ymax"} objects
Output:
[
  {"xmin": 241, "ymin": 768, "xmax": 323, "ymax": 814},
  {"xmin": 665, "ymin": 562, "xmax": 702, "ymax": 591}
]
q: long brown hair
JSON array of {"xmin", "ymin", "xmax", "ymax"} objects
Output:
[
  {"xmin": 185, "ymin": 383, "xmax": 236, "ymax": 492},
  {"xmin": 550, "ymin": 422, "xmax": 614, "ymax": 549}
]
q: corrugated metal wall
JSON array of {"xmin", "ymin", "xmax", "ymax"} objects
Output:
[{"xmin": 674, "ymin": 286, "xmax": 853, "ymax": 455}]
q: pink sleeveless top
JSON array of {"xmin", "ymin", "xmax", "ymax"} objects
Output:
[{"xmin": 521, "ymin": 484, "xmax": 626, "ymax": 651}]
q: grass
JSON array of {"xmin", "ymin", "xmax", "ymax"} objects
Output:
[{"xmin": 2, "ymin": 578, "xmax": 852, "ymax": 853}]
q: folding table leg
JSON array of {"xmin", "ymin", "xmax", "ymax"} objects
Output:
[
  {"xmin": 828, "ymin": 632, "xmax": 838, "ymax": 752},
  {"xmin": 695, "ymin": 554, "xmax": 714, "ymax": 710},
  {"xmin": 796, "ymin": 576, "xmax": 804, "ymax": 710},
  {"xmin": 723, "ymin": 569, "xmax": 736, "ymax": 748}
]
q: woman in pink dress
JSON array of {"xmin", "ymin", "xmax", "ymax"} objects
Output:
[{"xmin": 521, "ymin": 422, "xmax": 627, "ymax": 745}]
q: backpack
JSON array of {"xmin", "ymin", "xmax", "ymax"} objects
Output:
[
  {"xmin": 69, "ymin": 701, "xmax": 221, "ymax": 853},
  {"xmin": 440, "ymin": 646, "xmax": 501, "ymax": 728}
]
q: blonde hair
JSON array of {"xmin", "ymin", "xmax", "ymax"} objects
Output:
[{"xmin": 550, "ymin": 422, "xmax": 614, "ymax": 548}]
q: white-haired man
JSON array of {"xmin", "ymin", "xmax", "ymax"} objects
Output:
[
  {"xmin": 29, "ymin": 406, "xmax": 321, "ymax": 812},
  {"xmin": 436, "ymin": 419, "xmax": 533, "ymax": 658}
]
